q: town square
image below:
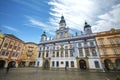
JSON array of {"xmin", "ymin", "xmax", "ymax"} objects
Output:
[{"xmin": 0, "ymin": 0, "xmax": 120, "ymax": 80}]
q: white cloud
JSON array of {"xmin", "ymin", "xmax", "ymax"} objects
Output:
[
  {"xmin": 25, "ymin": 16, "xmax": 56, "ymax": 36},
  {"xmin": 48, "ymin": 0, "xmax": 120, "ymax": 33},
  {"xmin": 93, "ymin": 3, "xmax": 120, "ymax": 32},
  {"xmin": 3, "ymin": 25, "xmax": 19, "ymax": 32}
]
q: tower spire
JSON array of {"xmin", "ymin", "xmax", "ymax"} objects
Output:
[{"xmin": 59, "ymin": 15, "xmax": 66, "ymax": 27}]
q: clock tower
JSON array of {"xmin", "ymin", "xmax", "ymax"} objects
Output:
[{"xmin": 56, "ymin": 15, "xmax": 69, "ymax": 39}]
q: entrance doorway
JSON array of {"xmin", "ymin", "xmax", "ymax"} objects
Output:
[
  {"xmin": 29, "ymin": 62, "xmax": 35, "ymax": 67},
  {"xmin": 8, "ymin": 61, "xmax": 16, "ymax": 68},
  {"xmin": 66, "ymin": 61, "xmax": 69, "ymax": 67},
  {"xmin": 115, "ymin": 59, "xmax": 120, "ymax": 70},
  {"xmin": 0, "ymin": 60, "xmax": 5, "ymax": 68},
  {"xmin": 104, "ymin": 59, "xmax": 113, "ymax": 70},
  {"xmin": 44, "ymin": 60, "xmax": 49, "ymax": 69},
  {"xmin": 19, "ymin": 61, "xmax": 25, "ymax": 67},
  {"xmin": 79, "ymin": 60, "xmax": 87, "ymax": 70}
]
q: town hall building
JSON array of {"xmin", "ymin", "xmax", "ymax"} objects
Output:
[{"xmin": 35, "ymin": 16, "xmax": 103, "ymax": 70}]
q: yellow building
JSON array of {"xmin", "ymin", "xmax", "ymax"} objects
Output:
[
  {"xmin": 95, "ymin": 29, "xmax": 120, "ymax": 71},
  {"xmin": 0, "ymin": 34, "xmax": 24, "ymax": 68},
  {"xmin": 20, "ymin": 42, "xmax": 38, "ymax": 67}
]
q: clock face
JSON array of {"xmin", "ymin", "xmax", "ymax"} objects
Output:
[{"xmin": 60, "ymin": 23, "xmax": 65, "ymax": 27}]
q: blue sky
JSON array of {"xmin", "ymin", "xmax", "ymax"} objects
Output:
[{"xmin": 0, "ymin": 0, "xmax": 120, "ymax": 43}]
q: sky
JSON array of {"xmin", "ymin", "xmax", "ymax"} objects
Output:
[{"xmin": 0, "ymin": 0, "xmax": 120, "ymax": 43}]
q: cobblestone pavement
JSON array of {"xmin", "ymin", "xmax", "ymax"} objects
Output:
[{"xmin": 0, "ymin": 68, "xmax": 120, "ymax": 80}]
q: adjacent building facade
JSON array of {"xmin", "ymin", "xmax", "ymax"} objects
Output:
[
  {"xmin": 19, "ymin": 42, "xmax": 38, "ymax": 67},
  {"xmin": 95, "ymin": 29, "xmax": 120, "ymax": 70},
  {"xmin": 35, "ymin": 16, "xmax": 103, "ymax": 70},
  {"xmin": 0, "ymin": 34, "xmax": 24, "ymax": 68}
]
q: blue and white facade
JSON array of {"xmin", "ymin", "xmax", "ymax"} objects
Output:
[{"xmin": 35, "ymin": 16, "xmax": 103, "ymax": 70}]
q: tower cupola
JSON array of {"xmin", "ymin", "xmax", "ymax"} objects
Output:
[
  {"xmin": 59, "ymin": 15, "xmax": 66, "ymax": 27},
  {"xmin": 41, "ymin": 31, "xmax": 47, "ymax": 41},
  {"xmin": 84, "ymin": 21, "xmax": 92, "ymax": 34}
]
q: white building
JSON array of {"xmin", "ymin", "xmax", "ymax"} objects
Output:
[{"xmin": 35, "ymin": 16, "xmax": 103, "ymax": 70}]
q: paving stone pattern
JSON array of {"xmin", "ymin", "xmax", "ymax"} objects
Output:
[{"xmin": 0, "ymin": 68, "xmax": 120, "ymax": 80}]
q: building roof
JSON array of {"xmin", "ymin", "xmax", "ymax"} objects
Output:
[
  {"xmin": 4, "ymin": 34, "xmax": 24, "ymax": 42},
  {"xmin": 95, "ymin": 28, "xmax": 120, "ymax": 37},
  {"xmin": 25, "ymin": 42, "xmax": 38, "ymax": 45}
]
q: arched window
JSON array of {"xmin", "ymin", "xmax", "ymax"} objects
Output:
[{"xmin": 94, "ymin": 61, "xmax": 100, "ymax": 68}]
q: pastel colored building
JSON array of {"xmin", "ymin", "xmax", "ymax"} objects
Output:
[
  {"xmin": 19, "ymin": 42, "xmax": 38, "ymax": 67},
  {"xmin": 0, "ymin": 34, "xmax": 24, "ymax": 68},
  {"xmin": 95, "ymin": 29, "xmax": 120, "ymax": 71},
  {"xmin": 35, "ymin": 16, "xmax": 103, "ymax": 70}
]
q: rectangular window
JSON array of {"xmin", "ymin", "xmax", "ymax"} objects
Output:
[
  {"xmin": 99, "ymin": 40, "xmax": 104, "ymax": 45},
  {"xmin": 85, "ymin": 48, "xmax": 90, "ymax": 56},
  {"xmin": 56, "ymin": 51, "xmax": 59, "ymax": 57},
  {"xmin": 14, "ymin": 46, "xmax": 17, "ymax": 50},
  {"xmin": 43, "ymin": 53, "xmax": 44, "ymax": 57},
  {"xmin": 65, "ymin": 49, "xmax": 68, "ymax": 57},
  {"xmin": 46, "ymin": 52, "xmax": 48, "ymax": 57},
  {"xmin": 113, "ymin": 49, "xmax": 118, "ymax": 55},
  {"xmin": 94, "ymin": 61, "xmax": 100, "ymax": 68},
  {"xmin": 39, "ymin": 47, "xmax": 41, "ymax": 51},
  {"xmin": 102, "ymin": 49, "xmax": 107, "ymax": 55},
  {"xmin": 110, "ymin": 39, "xmax": 114, "ymax": 44},
  {"xmin": 70, "ymin": 49, "xmax": 73, "ymax": 57},
  {"xmin": 65, "ymin": 61, "xmax": 69, "ymax": 67},
  {"xmin": 38, "ymin": 52, "xmax": 41, "ymax": 57},
  {"xmin": 79, "ymin": 48, "xmax": 83, "ymax": 56},
  {"xmin": 90, "ymin": 42, "xmax": 94, "ymax": 46},
  {"xmin": 53, "ymin": 51, "xmax": 55, "ymax": 57},
  {"xmin": 71, "ymin": 61, "xmax": 74, "ymax": 67},
  {"xmin": 78, "ymin": 43, "xmax": 82, "ymax": 47},
  {"xmin": 92, "ymin": 48, "xmax": 97, "ymax": 56},
  {"xmin": 12, "ymin": 53, "xmax": 15, "ymax": 57},
  {"xmin": 115, "ymin": 38, "xmax": 120, "ymax": 44},
  {"xmin": 4, "ymin": 43, "xmax": 8, "ymax": 48},
  {"xmin": 56, "ymin": 61, "xmax": 59, "ymax": 67},
  {"xmin": 65, "ymin": 46, "xmax": 68, "ymax": 49},
  {"xmin": 1, "ymin": 51, "xmax": 6, "ymax": 56},
  {"xmin": 52, "ymin": 61, "xmax": 54, "ymax": 67},
  {"xmin": 57, "ymin": 47, "xmax": 59, "ymax": 50},
  {"xmin": 9, "ymin": 45, "xmax": 13, "ymax": 49},
  {"xmin": 84, "ymin": 42, "xmax": 87, "ymax": 47},
  {"xmin": 17, "ymin": 47, "xmax": 21, "ymax": 51},
  {"xmin": 15, "ymin": 53, "xmax": 18, "ymax": 57},
  {"xmin": 5, "ymin": 51, "xmax": 9, "ymax": 56}
]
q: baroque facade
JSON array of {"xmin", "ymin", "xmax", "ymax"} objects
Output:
[
  {"xmin": 19, "ymin": 42, "xmax": 38, "ymax": 67},
  {"xmin": 95, "ymin": 29, "xmax": 120, "ymax": 70},
  {"xmin": 35, "ymin": 16, "xmax": 103, "ymax": 70},
  {"xmin": 0, "ymin": 34, "xmax": 24, "ymax": 68}
]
